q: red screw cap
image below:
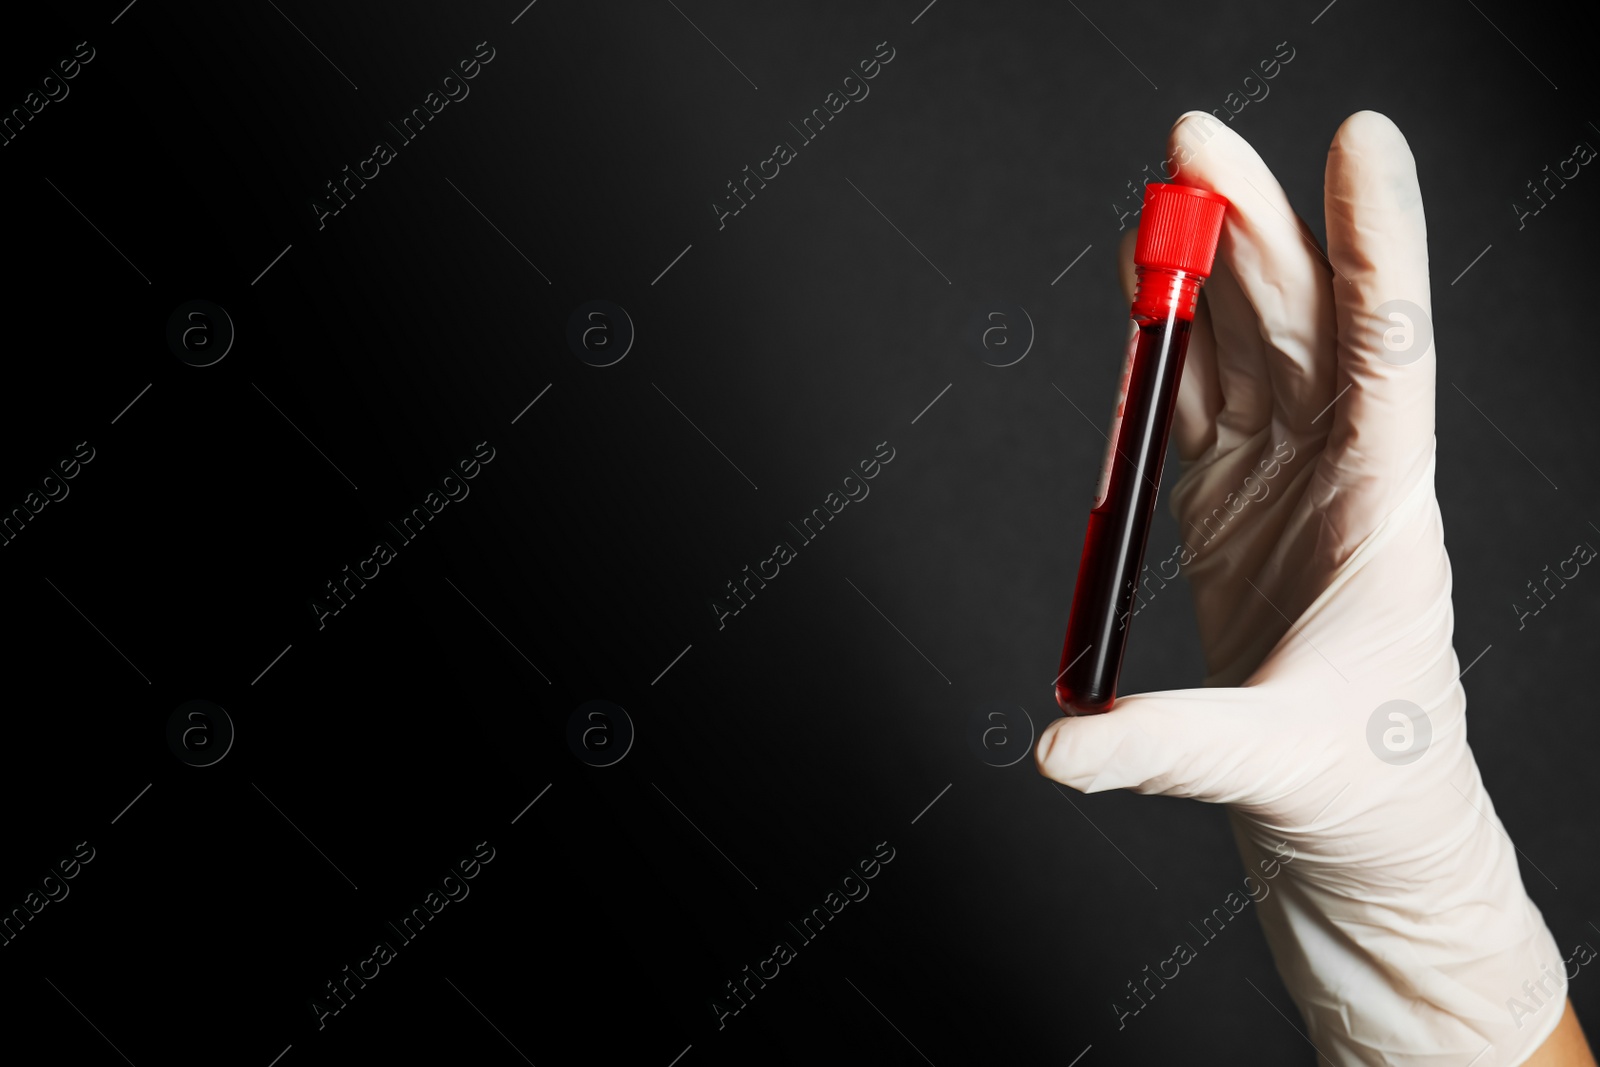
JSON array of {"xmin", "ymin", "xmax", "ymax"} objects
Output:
[{"xmin": 1134, "ymin": 183, "xmax": 1230, "ymax": 278}]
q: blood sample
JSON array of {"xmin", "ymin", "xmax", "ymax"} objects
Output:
[{"xmin": 1055, "ymin": 182, "xmax": 1229, "ymax": 715}]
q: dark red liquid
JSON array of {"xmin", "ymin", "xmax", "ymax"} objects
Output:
[{"xmin": 1056, "ymin": 315, "xmax": 1192, "ymax": 714}]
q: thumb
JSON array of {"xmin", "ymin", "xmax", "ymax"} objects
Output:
[{"xmin": 1035, "ymin": 685, "xmax": 1272, "ymax": 800}]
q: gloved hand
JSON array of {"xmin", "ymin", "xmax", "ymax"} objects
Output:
[{"xmin": 1036, "ymin": 111, "xmax": 1580, "ymax": 1065}]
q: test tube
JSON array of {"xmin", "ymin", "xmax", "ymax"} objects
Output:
[{"xmin": 1055, "ymin": 182, "xmax": 1230, "ymax": 715}]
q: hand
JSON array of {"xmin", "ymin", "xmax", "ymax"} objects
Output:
[{"xmin": 1036, "ymin": 111, "xmax": 1590, "ymax": 1065}]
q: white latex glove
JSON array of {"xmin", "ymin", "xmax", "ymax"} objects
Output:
[{"xmin": 1037, "ymin": 111, "xmax": 1568, "ymax": 1065}]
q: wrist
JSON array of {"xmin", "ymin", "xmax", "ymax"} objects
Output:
[{"xmin": 1231, "ymin": 808, "xmax": 1567, "ymax": 1065}]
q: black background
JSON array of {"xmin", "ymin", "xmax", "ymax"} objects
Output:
[{"xmin": 2, "ymin": 1, "xmax": 1598, "ymax": 1064}]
